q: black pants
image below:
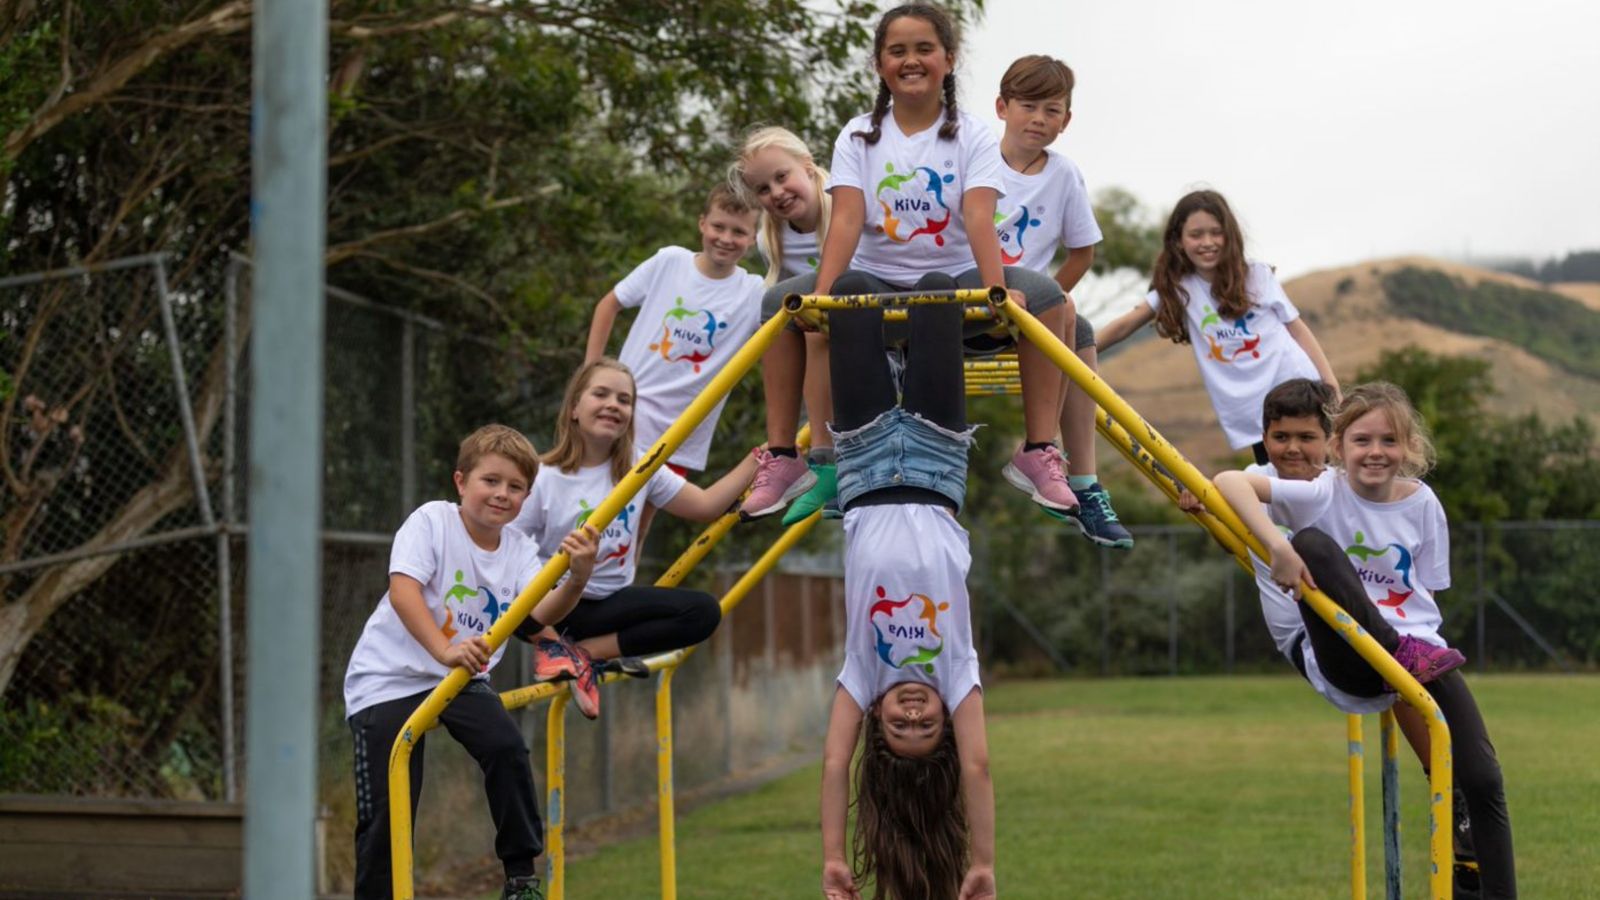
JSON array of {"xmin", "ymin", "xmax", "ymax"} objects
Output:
[
  {"xmin": 829, "ymin": 271, "xmax": 966, "ymax": 512},
  {"xmin": 554, "ymin": 585, "xmax": 720, "ymax": 657},
  {"xmin": 349, "ymin": 680, "xmax": 541, "ymax": 899},
  {"xmin": 1295, "ymin": 528, "xmax": 1516, "ymax": 898}
]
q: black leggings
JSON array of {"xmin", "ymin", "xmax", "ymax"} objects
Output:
[
  {"xmin": 1295, "ymin": 528, "xmax": 1516, "ymax": 898},
  {"xmin": 554, "ymin": 585, "xmax": 721, "ymax": 658},
  {"xmin": 829, "ymin": 271, "xmax": 966, "ymax": 511}
]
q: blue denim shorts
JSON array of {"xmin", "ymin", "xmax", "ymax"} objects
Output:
[{"xmin": 830, "ymin": 407, "xmax": 978, "ymax": 514}]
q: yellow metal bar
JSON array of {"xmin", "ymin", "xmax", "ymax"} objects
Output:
[
  {"xmin": 1349, "ymin": 715, "xmax": 1367, "ymax": 900},
  {"xmin": 788, "ymin": 288, "xmax": 996, "ymax": 310},
  {"xmin": 385, "ymin": 307, "xmax": 800, "ymax": 897},
  {"xmin": 657, "ymin": 666, "xmax": 678, "ymax": 900},
  {"xmin": 967, "ymin": 384, "xmax": 1022, "ymax": 396},
  {"xmin": 998, "ymin": 296, "xmax": 1453, "ymax": 898},
  {"xmin": 545, "ymin": 693, "xmax": 570, "ymax": 899}
]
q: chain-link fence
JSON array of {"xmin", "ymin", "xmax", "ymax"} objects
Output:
[{"xmin": 979, "ymin": 520, "xmax": 1600, "ymax": 677}]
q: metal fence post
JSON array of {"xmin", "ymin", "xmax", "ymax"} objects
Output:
[
  {"xmin": 245, "ymin": 0, "xmax": 327, "ymax": 894},
  {"xmin": 1476, "ymin": 522, "xmax": 1487, "ymax": 669},
  {"xmin": 1224, "ymin": 565, "xmax": 1235, "ymax": 675},
  {"xmin": 1168, "ymin": 531, "xmax": 1178, "ymax": 676}
]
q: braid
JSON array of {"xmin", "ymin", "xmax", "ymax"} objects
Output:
[
  {"xmin": 938, "ymin": 72, "xmax": 960, "ymax": 140},
  {"xmin": 853, "ymin": 80, "xmax": 893, "ymax": 145}
]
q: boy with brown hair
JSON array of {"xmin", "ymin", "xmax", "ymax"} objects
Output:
[
  {"xmin": 993, "ymin": 54, "xmax": 1135, "ymax": 549},
  {"xmin": 343, "ymin": 424, "xmax": 597, "ymax": 900}
]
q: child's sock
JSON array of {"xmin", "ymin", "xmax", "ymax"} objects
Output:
[
  {"xmin": 1069, "ymin": 474, "xmax": 1097, "ymax": 491},
  {"xmin": 808, "ymin": 446, "xmax": 836, "ymax": 465},
  {"xmin": 1023, "ymin": 441, "xmax": 1054, "ymax": 454},
  {"xmin": 769, "ymin": 446, "xmax": 797, "ymax": 458}
]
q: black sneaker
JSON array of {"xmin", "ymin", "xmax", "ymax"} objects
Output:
[
  {"xmin": 502, "ymin": 875, "xmax": 544, "ymax": 900},
  {"xmin": 1452, "ymin": 861, "xmax": 1482, "ymax": 900},
  {"xmin": 598, "ymin": 655, "xmax": 652, "ymax": 679}
]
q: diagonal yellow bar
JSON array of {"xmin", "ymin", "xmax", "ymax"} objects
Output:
[
  {"xmin": 1006, "ymin": 293, "xmax": 1453, "ymax": 899},
  {"xmin": 385, "ymin": 307, "xmax": 800, "ymax": 899}
]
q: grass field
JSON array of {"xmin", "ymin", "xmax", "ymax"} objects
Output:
[{"xmin": 557, "ymin": 674, "xmax": 1600, "ymax": 899}]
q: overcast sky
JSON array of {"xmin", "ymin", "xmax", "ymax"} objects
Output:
[{"xmin": 958, "ymin": 0, "xmax": 1600, "ymax": 282}]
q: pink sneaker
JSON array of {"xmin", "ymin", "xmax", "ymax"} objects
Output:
[
  {"xmin": 1389, "ymin": 635, "xmax": 1466, "ymax": 687},
  {"xmin": 564, "ymin": 639, "xmax": 601, "ymax": 720},
  {"xmin": 530, "ymin": 638, "xmax": 579, "ymax": 682},
  {"xmin": 1001, "ymin": 444, "xmax": 1080, "ymax": 512},
  {"xmin": 739, "ymin": 450, "xmax": 818, "ymax": 520}
]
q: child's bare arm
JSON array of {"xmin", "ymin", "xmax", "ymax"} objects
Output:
[
  {"xmin": 586, "ymin": 291, "xmax": 624, "ymax": 363},
  {"xmin": 961, "ymin": 187, "xmax": 1007, "ymax": 291},
  {"xmin": 951, "ymin": 689, "xmax": 995, "ymax": 878},
  {"xmin": 661, "ymin": 450, "xmax": 760, "ymax": 522},
  {"xmin": 820, "ymin": 687, "xmax": 863, "ymax": 893},
  {"xmin": 1053, "ymin": 244, "xmax": 1095, "ymax": 295},
  {"xmin": 1096, "ymin": 302, "xmax": 1155, "ymax": 350},
  {"xmin": 1285, "ymin": 318, "xmax": 1339, "ymax": 398},
  {"xmin": 389, "ymin": 573, "xmax": 489, "ymax": 671},
  {"xmin": 1213, "ymin": 470, "xmax": 1315, "ymax": 592},
  {"xmin": 813, "ymin": 189, "xmax": 865, "ymax": 297},
  {"xmin": 529, "ymin": 526, "xmax": 598, "ymax": 629}
]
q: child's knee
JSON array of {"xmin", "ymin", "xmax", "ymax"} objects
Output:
[
  {"xmin": 1290, "ymin": 527, "xmax": 1342, "ymax": 564},
  {"xmin": 684, "ymin": 593, "xmax": 722, "ymax": 643}
]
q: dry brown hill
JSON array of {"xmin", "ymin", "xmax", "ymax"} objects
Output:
[{"xmin": 1098, "ymin": 257, "xmax": 1600, "ymax": 469}]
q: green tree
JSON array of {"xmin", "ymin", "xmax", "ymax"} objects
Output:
[
  {"xmin": 1091, "ymin": 186, "xmax": 1162, "ymax": 274},
  {"xmin": 1354, "ymin": 347, "xmax": 1600, "ymax": 522}
]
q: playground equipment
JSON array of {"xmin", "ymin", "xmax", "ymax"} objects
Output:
[{"xmin": 387, "ymin": 287, "xmax": 1453, "ymax": 899}]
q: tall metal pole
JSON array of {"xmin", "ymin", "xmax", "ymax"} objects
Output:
[{"xmin": 246, "ymin": 0, "xmax": 327, "ymax": 895}]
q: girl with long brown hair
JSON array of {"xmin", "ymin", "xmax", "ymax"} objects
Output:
[
  {"xmin": 818, "ymin": 293, "xmax": 994, "ymax": 900},
  {"xmin": 1097, "ymin": 189, "xmax": 1339, "ymax": 464}
]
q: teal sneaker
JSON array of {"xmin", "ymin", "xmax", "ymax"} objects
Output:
[
  {"xmin": 781, "ymin": 462, "xmax": 837, "ymax": 525},
  {"xmin": 1047, "ymin": 482, "xmax": 1134, "ymax": 549}
]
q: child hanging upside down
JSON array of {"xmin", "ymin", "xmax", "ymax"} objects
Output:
[{"xmin": 819, "ymin": 286, "xmax": 993, "ymax": 900}]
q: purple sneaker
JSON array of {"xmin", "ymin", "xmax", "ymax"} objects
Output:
[
  {"xmin": 1001, "ymin": 444, "xmax": 1079, "ymax": 512},
  {"xmin": 1390, "ymin": 635, "xmax": 1467, "ymax": 687},
  {"xmin": 739, "ymin": 449, "xmax": 817, "ymax": 520}
]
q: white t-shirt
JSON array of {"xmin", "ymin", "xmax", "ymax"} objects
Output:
[
  {"xmin": 344, "ymin": 501, "xmax": 542, "ymax": 717},
  {"xmin": 828, "ymin": 108, "xmax": 1007, "ymax": 285},
  {"xmin": 512, "ymin": 460, "xmax": 686, "ymax": 599},
  {"xmin": 837, "ymin": 505, "xmax": 981, "ymax": 714},
  {"xmin": 758, "ymin": 221, "xmax": 822, "ymax": 281},
  {"xmin": 994, "ymin": 149, "xmax": 1102, "ymax": 273},
  {"xmin": 615, "ymin": 246, "xmax": 764, "ymax": 470},
  {"xmin": 1245, "ymin": 464, "xmax": 1392, "ymax": 715},
  {"xmin": 1267, "ymin": 469, "xmax": 1451, "ymax": 648},
  {"xmin": 1143, "ymin": 261, "xmax": 1320, "ymax": 449}
]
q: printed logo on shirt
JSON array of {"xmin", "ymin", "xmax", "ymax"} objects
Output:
[
  {"xmin": 575, "ymin": 498, "xmax": 636, "ymax": 564},
  {"xmin": 994, "ymin": 206, "xmax": 1043, "ymax": 266},
  {"xmin": 1344, "ymin": 530, "xmax": 1416, "ymax": 617},
  {"xmin": 875, "ymin": 162, "xmax": 955, "ymax": 247},
  {"xmin": 442, "ymin": 569, "xmax": 504, "ymax": 640},
  {"xmin": 649, "ymin": 297, "xmax": 729, "ymax": 373},
  {"xmin": 1200, "ymin": 304, "xmax": 1262, "ymax": 365},
  {"xmin": 868, "ymin": 585, "xmax": 950, "ymax": 674}
]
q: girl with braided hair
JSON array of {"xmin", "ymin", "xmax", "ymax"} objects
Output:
[{"xmin": 739, "ymin": 3, "xmax": 1079, "ymax": 527}]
